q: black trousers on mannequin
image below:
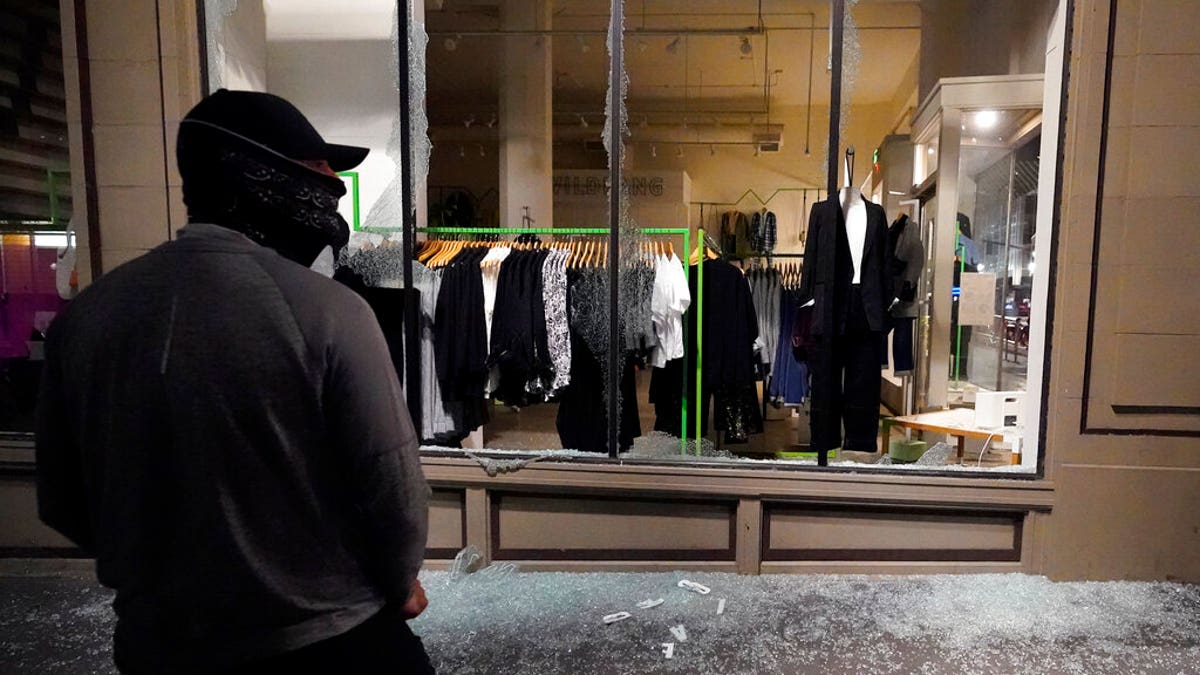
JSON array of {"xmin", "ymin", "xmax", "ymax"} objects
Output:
[{"xmin": 810, "ymin": 285, "xmax": 882, "ymax": 452}]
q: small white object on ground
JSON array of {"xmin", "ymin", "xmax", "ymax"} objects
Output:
[
  {"xmin": 677, "ymin": 579, "xmax": 711, "ymax": 595},
  {"xmin": 602, "ymin": 611, "xmax": 632, "ymax": 625},
  {"xmin": 637, "ymin": 598, "xmax": 664, "ymax": 610},
  {"xmin": 661, "ymin": 643, "xmax": 675, "ymax": 659},
  {"xmin": 717, "ymin": 598, "xmax": 726, "ymax": 615},
  {"xmin": 670, "ymin": 625, "xmax": 688, "ymax": 642}
]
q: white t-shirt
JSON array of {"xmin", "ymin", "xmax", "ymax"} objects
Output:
[{"xmin": 649, "ymin": 252, "xmax": 692, "ymax": 368}]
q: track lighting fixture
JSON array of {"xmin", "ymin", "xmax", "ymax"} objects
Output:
[
  {"xmin": 463, "ymin": 115, "xmax": 475, "ymax": 128},
  {"xmin": 739, "ymin": 37, "xmax": 752, "ymax": 56},
  {"xmin": 478, "ymin": 144, "xmax": 486, "ymax": 157},
  {"xmin": 487, "ymin": 114, "xmax": 497, "ymax": 128},
  {"xmin": 666, "ymin": 36, "xmax": 680, "ymax": 54},
  {"xmin": 577, "ymin": 35, "xmax": 590, "ymax": 53},
  {"xmin": 710, "ymin": 144, "xmax": 716, "ymax": 156},
  {"xmin": 579, "ymin": 115, "xmax": 589, "ymax": 129},
  {"xmin": 676, "ymin": 146, "xmax": 684, "ymax": 159},
  {"xmin": 443, "ymin": 34, "xmax": 459, "ymax": 51},
  {"xmin": 651, "ymin": 145, "xmax": 657, "ymax": 158}
]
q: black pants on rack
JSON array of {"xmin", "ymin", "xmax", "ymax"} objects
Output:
[{"xmin": 810, "ymin": 285, "xmax": 882, "ymax": 453}]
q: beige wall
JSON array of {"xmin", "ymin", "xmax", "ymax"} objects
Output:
[
  {"xmin": 919, "ymin": 0, "xmax": 1059, "ymax": 102},
  {"xmin": 5, "ymin": 0, "xmax": 1195, "ymax": 582},
  {"xmin": 1036, "ymin": 0, "xmax": 1200, "ymax": 581},
  {"xmin": 63, "ymin": 0, "xmax": 204, "ymax": 278}
]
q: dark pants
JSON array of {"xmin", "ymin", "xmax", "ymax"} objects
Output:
[
  {"xmin": 810, "ymin": 286, "xmax": 881, "ymax": 452},
  {"xmin": 118, "ymin": 605, "xmax": 435, "ymax": 675}
]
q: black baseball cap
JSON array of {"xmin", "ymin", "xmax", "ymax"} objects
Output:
[{"xmin": 180, "ymin": 89, "xmax": 368, "ymax": 172}]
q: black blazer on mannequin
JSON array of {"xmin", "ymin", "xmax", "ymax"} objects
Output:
[{"xmin": 798, "ymin": 194, "xmax": 890, "ymax": 336}]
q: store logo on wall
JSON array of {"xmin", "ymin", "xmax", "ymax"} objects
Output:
[{"xmin": 553, "ymin": 174, "xmax": 666, "ymax": 199}]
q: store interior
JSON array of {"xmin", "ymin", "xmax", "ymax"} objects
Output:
[{"xmin": 193, "ymin": 0, "xmax": 1065, "ymax": 471}]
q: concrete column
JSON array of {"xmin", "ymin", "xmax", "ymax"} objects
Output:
[{"xmin": 499, "ymin": 0, "xmax": 553, "ymax": 228}]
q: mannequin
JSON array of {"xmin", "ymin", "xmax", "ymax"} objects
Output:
[{"xmin": 798, "ymin": 147, "xmax": 890, "ymax": 461}]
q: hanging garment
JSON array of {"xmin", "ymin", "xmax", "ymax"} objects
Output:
[
  {"xmin": 649, "ymin": 259, "xmax": 762, "ymax": 440},
  {"xmin": 480, "ymin": 246, "xmax": 512, "ymax": 346},
  {"xmin": 490, "ymin": 249, "xmax": 545, "ymax": 407},
  {"xmin": 887, "ymin": 214, "xmax": 924, "ymax": 319},
  {"xmin": 556, "ymin": 267, "xmax": 640, "ymax": 453},
  {"xmin": 760, "ymin": 211, "xmax": 777, "ymax": 255},
  {"xmin": 408, "ymin": 263, "xmax": 467, "ymax": 443},
  {"xmin": 749, "ymin": 267, "xmax": 782, "ymax": 374},
  {"xmin": 768, "ymin": 287, "xmax": 810, "ymax": 406},
  {"xmin": 720, "ymin": 211, "xmax": 754, "ymax": 259},
  {"xmin": 434, "ymin": 247, "xmax": 491, "ymax": 432},
  {"xmin": 542, "ymin": 248, "xmax": 571, "ymax": 393},
  {"xmin": 526, "ymin": 248, "xmax": 553, "ymax": 399},
  {"xmin": 800, "ymin": 194, "xmax": 889, "ymax": 452},
  {"xmin": 884, "ymin": 214, "xmax": 924, "ymax": 374},
  {"xmin": 649, "ymin": 252, "xmax": 691, "ymax": 368}
]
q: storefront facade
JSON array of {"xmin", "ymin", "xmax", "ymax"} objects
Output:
[{"xmin": 0, "ymin": 0, "xmax": 1196, "ymax": 581}]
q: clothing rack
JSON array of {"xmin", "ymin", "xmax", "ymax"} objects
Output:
[{"xmin": 415, "ymin": 225, "xmax": 701, "ymax": 455}]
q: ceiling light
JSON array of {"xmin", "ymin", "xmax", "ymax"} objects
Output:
[
  {"xmin": 974, "ymin": 110, "xmax": 999, "ymax": 129},
  {"xmin": 651, "ymin": 144, "xmax": 657, "ymax": 158},
  {"xmin": 487, "ymin": 114, "xmax": 497, "ymax": 128},
  {"xmin": 666, "ymin": 37, "xmax": 680, "ymax": 54},
  {"xmin": 579, "ymin": 115, "xmax": 589, "ymax": 129},
  {"xmin": 739, "ymin": 37, "xmax": 752, "ymax": 56},
  {"xmin": 577, "ymin": 35, "xmax": 590, "ymax": 53},
  {"xmin": 927, "ymin": 147, "xmax": 935, "ymax": 155}
]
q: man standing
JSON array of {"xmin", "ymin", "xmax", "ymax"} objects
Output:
[{"xmin": 35, "ymin": 90, "xmax": 433, "ymax": 674}]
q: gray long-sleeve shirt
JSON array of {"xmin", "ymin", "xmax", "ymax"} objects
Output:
[{"xmin": 35, "ymin": 223, "xmax": 429, "ymax": 673}]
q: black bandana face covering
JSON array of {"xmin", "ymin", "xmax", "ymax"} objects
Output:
[
  {"xmin": 179, "ymin": 122, "xmax": 351, "ymax": 267},
  {"xmin": 221, "ymin": 148, "xmax": 351, "ymax": 265}
]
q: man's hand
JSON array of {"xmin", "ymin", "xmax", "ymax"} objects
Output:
[{"xmin": 401, "ymin": 579, "xmax": 429, "ymax": 620}]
